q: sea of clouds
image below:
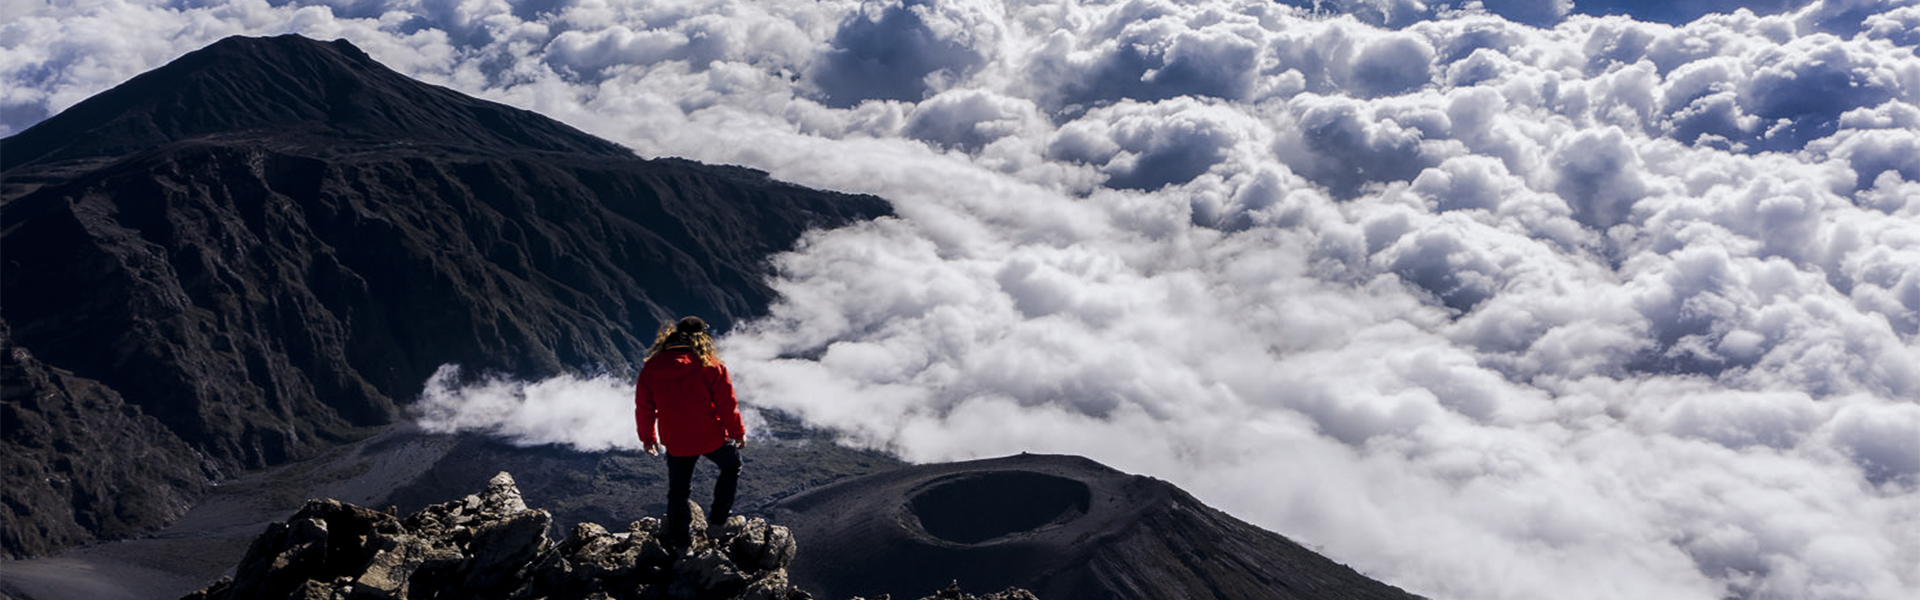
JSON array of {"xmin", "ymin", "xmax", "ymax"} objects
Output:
[{"xmin": 7, "ymin": 1, "xmax": 1919, "ymax": 598}]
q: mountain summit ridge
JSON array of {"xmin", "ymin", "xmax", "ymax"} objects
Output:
[
  {"xmin": 0, "ymin": 34, "xmax": 890, "ymax": 558},
  {"xmin": 3, "ymin": 34, "xmax": 628, "ymax": 172}
]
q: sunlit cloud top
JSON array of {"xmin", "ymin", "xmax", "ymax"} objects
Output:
[{"xmin": 6, "ymin": 1, "xmax": 1919, "ymax": 599}]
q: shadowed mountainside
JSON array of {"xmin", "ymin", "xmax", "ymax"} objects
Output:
[
  {"xmin": 773, "ymin": 454, "xmax": 1426, "ymax": 600},
  {"xmin": 0, "ymin": 33, "xmax": 891, "ymax": 558}
]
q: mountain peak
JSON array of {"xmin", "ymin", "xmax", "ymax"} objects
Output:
[{"xmin": 1, "ymin": 34, "xmax": 629, "ymax": 170}]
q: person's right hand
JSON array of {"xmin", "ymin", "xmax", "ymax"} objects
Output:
[{"xmin": 644, "ymin": 443, "xmax": 660, "ymax": 456}]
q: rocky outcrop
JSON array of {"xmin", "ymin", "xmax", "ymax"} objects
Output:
[
  {"xmin": 182, "ymin": 472, "xmax": 1032, "ymax": 600},
  {"xmin": 0, "ymin": 33, "xmax": 891, "ymax": 558}
]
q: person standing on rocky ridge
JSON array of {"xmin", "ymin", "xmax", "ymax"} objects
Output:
[{"xmin": 635, "ymin": 316, "xmax": 748, "ymax": 551}]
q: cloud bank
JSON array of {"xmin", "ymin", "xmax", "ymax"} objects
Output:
[
  {"xmin": 412, "ymin": 364, "xmax": 768, "ymax": 451},
  {"xmin": 8, "ymin": 1, "xmax": 1919, "ymax": 599}
]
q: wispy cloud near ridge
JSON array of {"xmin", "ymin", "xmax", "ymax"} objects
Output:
[{"xmin": 7, "ymin": 1, "xmax": 1919, "ymax": 599}]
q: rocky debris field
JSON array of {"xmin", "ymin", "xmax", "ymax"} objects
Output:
[{"xmin": 182, "ymin": 471, "xmax": 1034, "ymax": 600}]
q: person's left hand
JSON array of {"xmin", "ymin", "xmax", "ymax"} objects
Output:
[
  {"xmin": 644, "ymin": 443, "xmax": 661, "ymax": 456},
  {"xmin": 729, "ymin": 438, "xmax": 747, "ymax": 449}
]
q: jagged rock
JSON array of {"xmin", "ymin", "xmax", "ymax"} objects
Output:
[
  {"xmin": 459, "ymin": 509, "xmax": 550, "ymax": 592},
  {"xmin": 227, "ymin": 515, "xmax": 329, "ymax": 600},
  {"xmin": 669, "ymin": 548, "xmax": 750, "ymax": 599},
  {"xmin": 476, "ymin": 471, "xmax": 529, "ymax": 517},
  {"xmin": 184, "ymin": 471, "xmax": 1014, "ymax": 600},
  {"xmin": 910, "ymin": 582, "xmax": 1042, "ymax": 600},
  {"xmin": 743, "ymin": 568, "xmax": 799, "ymax": 600},
  {"xmin": 729, "ymin": 518, "xmax": 801, "ymax": 572},
  {"xmin": 354, "ymin": 533, "xmax": 433, "ymax": 598},
  {"xmin": 845, "ymin": 582, "xmax": 1042, "ymax": 600}
]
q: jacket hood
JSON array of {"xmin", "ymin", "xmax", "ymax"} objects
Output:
[{"xmin": 645, "ymin": 349, "xmax": 705, "ymax": 378}]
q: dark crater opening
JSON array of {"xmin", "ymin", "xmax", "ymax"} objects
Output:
[{"xmin": 908, "ymin": 471, "xmax": 1092, "ymax": 545}]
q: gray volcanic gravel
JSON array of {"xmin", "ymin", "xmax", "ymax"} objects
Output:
[{"xmin": 773, "ymin": 453, "xmax": 1425, "ymax": 600}]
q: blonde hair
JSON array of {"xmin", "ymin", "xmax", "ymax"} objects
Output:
[{"xmin": 646, "ymin": 316, "xmax": 721, "ymax": 366}]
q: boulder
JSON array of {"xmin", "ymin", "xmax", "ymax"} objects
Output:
[{"xmin": 728, "ymin": 518, "xmax": 800, "ymax": 572}]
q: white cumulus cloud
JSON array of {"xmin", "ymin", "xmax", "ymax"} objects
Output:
[{"xmin": 7, "ymin": 1, "xmax": 1920, "ymax": 599}]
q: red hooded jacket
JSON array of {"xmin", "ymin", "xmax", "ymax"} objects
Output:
[{"xmin": 634, "ymin": 349, "xmax": 745, "ymax": 457}]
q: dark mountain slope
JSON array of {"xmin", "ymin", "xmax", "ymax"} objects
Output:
[
  {"xmin": 772, "ymin": 454, "xmax": 1424, "ymax": 600},
  {"xmin": 0, "ymin": 35, "xmax": 627, "ymax": 172},
  {"xmin": 0, "ymin": 321, "xmax": 211, "ymax": 556},
  {"xmin": 0, "ymin": 34, "xmax": 890, "ymax": 558}
]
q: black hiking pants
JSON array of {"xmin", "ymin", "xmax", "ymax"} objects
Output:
[{"xmin": 665, "ymin": 442, "xmax": 742, "ymax": 549}]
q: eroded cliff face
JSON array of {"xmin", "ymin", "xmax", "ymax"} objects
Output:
[
  {"xmin": 182, "ymin": 472, "xmax": 1036, "ymax": 600},
  {"xmin": 0, "ymin": 322, "xmax": 212, "ymax": 556},
  {"xmin": 0, "ymin": 33, "xmax": 891, "ymax": 558}
]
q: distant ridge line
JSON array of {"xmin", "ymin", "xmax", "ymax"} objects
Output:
[{"xmin": 2, "ymin": 34, "xmax": 630, "ymax": 171}]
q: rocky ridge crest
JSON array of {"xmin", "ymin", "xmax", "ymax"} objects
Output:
[{"xmin": 184, "ymin": 472, "xmax": 1034, "ymax": 600}]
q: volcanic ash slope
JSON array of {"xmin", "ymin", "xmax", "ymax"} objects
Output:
[{"xmin": 773, "ymin": 454, "xmax": 1424, "ymax": 600}]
